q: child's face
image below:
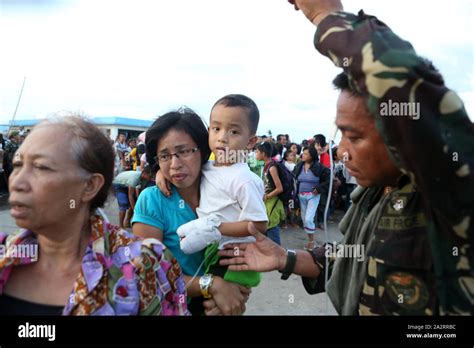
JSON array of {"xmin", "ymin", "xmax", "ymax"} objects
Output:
[
  {"xmin": 255, "ymin": 149, "xmax": 264, "ymax": 161},
  {"xmin": 209, "ymin": 104, "xmax": 257, "ymax": 165},
  {"xmin": 287, "ymin": 151, "xmax": 296, "ymax": 162}
]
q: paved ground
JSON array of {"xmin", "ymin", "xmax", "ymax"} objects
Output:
[{"xmin": 0, "ymin": 193, "xmax": 343, "ymax": 315}]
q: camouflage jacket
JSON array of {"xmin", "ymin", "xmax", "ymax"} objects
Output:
[{"xmin": 303, "ymin": 10, "xmax": 473, "ymax": 315}]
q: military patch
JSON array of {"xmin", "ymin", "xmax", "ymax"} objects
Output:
[
  {"xmin": 388, "ymin": 196, "xmax": 405, "ymax": 214},
  {"xmin": 385, "ymin": 271, "xmax": 429, "ymax": 310}
]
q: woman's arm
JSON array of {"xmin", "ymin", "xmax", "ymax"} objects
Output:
[{"xmin": 132, "ymin": 222, "xmax": 163, "ymax": 241}]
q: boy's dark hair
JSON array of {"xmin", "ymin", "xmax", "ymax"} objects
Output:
[
  {"xmin": 146, "ymin": 109, "xmax": 211, "ymax": 173},
  {"xmin": 212, "ymin": 94, "xmax": 259, "ymax": 135},
  {"xmin": 302, "ymin": 145, "xmax": 319, "ymax": 162},
  {"xmin": 314, "ymin": 134, "xmax": 327, "ymax": 147},
  {"xmin": 256, "ymin": 141, "xmax": 273, "ymax": 158}
]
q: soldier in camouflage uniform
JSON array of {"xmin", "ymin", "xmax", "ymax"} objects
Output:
[{"xmin": 219, "ymin": 0, "xmax": 473, "ymax": 315}]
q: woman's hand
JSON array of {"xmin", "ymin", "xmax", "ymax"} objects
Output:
[
  {"xmin": 218, "ymin": 222, "xmax": 287, "ymax": 272},
  {"xmin": 203, "ymin": 283, "xmax": 251, "ymax": 316},
  {"xmin": 155, "ymin": 169, "xmax": 172, "ymax": 197},
  {"xmin": 207, "ymin": 277, "xmax": 250, "ymax": 315}
]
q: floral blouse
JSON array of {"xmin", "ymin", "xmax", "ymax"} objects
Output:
[{"xmin": 0, "ymin": 210, "xmax": 189, "ymax": 316}]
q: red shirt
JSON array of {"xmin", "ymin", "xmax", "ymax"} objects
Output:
[{"xmin": 319, "ymin": 152, "xmax": 330, "ymax": 168}]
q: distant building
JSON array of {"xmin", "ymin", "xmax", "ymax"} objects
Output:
[{"xmin": 2, "ymin": 116, "xmax": 153, "ymax": 140}]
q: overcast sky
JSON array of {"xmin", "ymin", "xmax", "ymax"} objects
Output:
[{"xmin": 1, "ymin": 0, "xmax": 473, "ymax": 143}]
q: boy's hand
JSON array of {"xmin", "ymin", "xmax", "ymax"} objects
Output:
[
  {"xmin": 177, "ymin": 215, "xmax": 222, "ymax": 254},
  {"xmin": 155, "ymin": 169, "xmax": 172, "ymax": 197},
  {"xmin": 288, "ymin": 0, "xmax": 343, "ymax": 25},
  {"xmin": 218, "ymin": 222, "xmax": 287, "ymax": 272}
]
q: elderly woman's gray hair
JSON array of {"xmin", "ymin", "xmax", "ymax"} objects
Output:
[{"xmin": 34, "ymin": 115, "xmax": 115, "ymax": 211}]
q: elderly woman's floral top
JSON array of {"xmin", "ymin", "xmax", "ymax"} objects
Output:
[{"xmin": 0, "ymin": 210, "xmax": 189, "ymax": 316}]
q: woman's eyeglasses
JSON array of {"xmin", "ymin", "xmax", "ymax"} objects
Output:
[{"xmin": 154, "ymin": 147, "xmax": 199, "ymax": 163}]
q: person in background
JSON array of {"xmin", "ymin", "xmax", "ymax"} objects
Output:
[
  {"xmin": 0, "ymin": 115, "xmax": 187, "ymax": 316},
  {"xmin": 282, "ymin": 150, "xmax": 299, "ymax": 228},
  {"xmin": 314, "ymin": 134, "xmax": 330, "ymax": 168},
  {"xmin": 277, "ymin": 134, "xmax": 288, "ymax": 148},
  {"xmin": 136, "ymin": 143, "xmax": 146, "ymax": 172},
  {"xmin": 256, "ymin": 142, "xmax": 285, "ymax": 245},
  {"xmin": 112, "ymin": 169, "xmax": 153, "ymax": 228},
  {"xmin": 247, "ymin": 142, "xmax": 265, "ymax": 179},
  {"xmin": 277, "ymin": 134, "xmax": 289, "ymax": 159},
  {"xmin": 115, "ymin": 133, "xmax": 129, "ymax": 172},
  {"xmin": 283, "ymin": 150, "xmax": 297, "ymax": 172},
  {"xmin": 0, "ymin": 134, "xmax": 6, "ymax": 197},
  {"xmin": 3, "ymin": 132, "xmax": 20, "ymax": 183},
  {"xmin": 128, "ymin": 138, "xmax": 139, "ymax": 171},
  {"xmin": 294, "ymin": 146, "xmax": 330, "ymax": 249},
  {"xmin": 287, "ymin": 142, "xmax": 302, "ymax": 164},
  {"xmin": 272, "ymin": 142, "xmax": 284, "ymax": 162},
  {"xmin": 0, "ymin": 134, "xmax": 4, "ymax": 174}
]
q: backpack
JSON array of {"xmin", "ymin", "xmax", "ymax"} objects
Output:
[{"xmin": 267, "ymin": 161, "xmax": 298, "ymax": 208}]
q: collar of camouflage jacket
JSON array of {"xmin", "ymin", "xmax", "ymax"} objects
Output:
[{"xmin": 326, "ymin": 185, "xmax": 390, "ymax": 315}]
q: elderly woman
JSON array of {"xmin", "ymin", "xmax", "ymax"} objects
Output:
[
  {"xmin": 132, "ymin": 109, "xmax": 250, "ymax": 316},
  {"xmin": 0, "ymin": 116, "xmax": 187, "ymax": 315}
]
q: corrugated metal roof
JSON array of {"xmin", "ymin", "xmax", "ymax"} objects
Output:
[{"xmin": 92, "ymin": 117, "xmax": 153, "ymax": 127}]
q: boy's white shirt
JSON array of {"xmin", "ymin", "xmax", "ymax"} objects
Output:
[{"xmin": 196, "ymin": 160, "xmax": 268, "ymax": 249}]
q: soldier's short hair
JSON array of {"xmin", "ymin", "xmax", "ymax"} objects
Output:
[{"xmin": 332, "ymin": 72, "xmax": 364, "ymax": 96}]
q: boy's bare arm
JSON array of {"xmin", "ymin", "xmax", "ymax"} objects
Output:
[{"xmin": 219, "ymin": 221, "xmax": 267, "ymax": 237}]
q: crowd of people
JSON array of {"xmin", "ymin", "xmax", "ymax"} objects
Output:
[
  {"xmin": 0, "ymin": 0, "xmax": 472, "ymax": 318},
  {"xmin": 0, "ymin": 128, "xmax": 28, "ymax": 198}
]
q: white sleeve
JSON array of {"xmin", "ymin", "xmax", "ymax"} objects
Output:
[{"xmin": 235, "ymin": 178, "xmax": 268, "ymax": 222}]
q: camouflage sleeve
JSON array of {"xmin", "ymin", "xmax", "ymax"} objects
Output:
[
  {"xmin": 314, "ymin": 11, "xmax": 474, "ymax": 313},
  {"xmin": 301, "ymin": 247, "xmax": 334, "ymax": 295}
]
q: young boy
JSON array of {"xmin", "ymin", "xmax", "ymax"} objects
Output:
[{"xmin": 177, "ymin": 94, "xmax": 268, "ymax": 288}]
